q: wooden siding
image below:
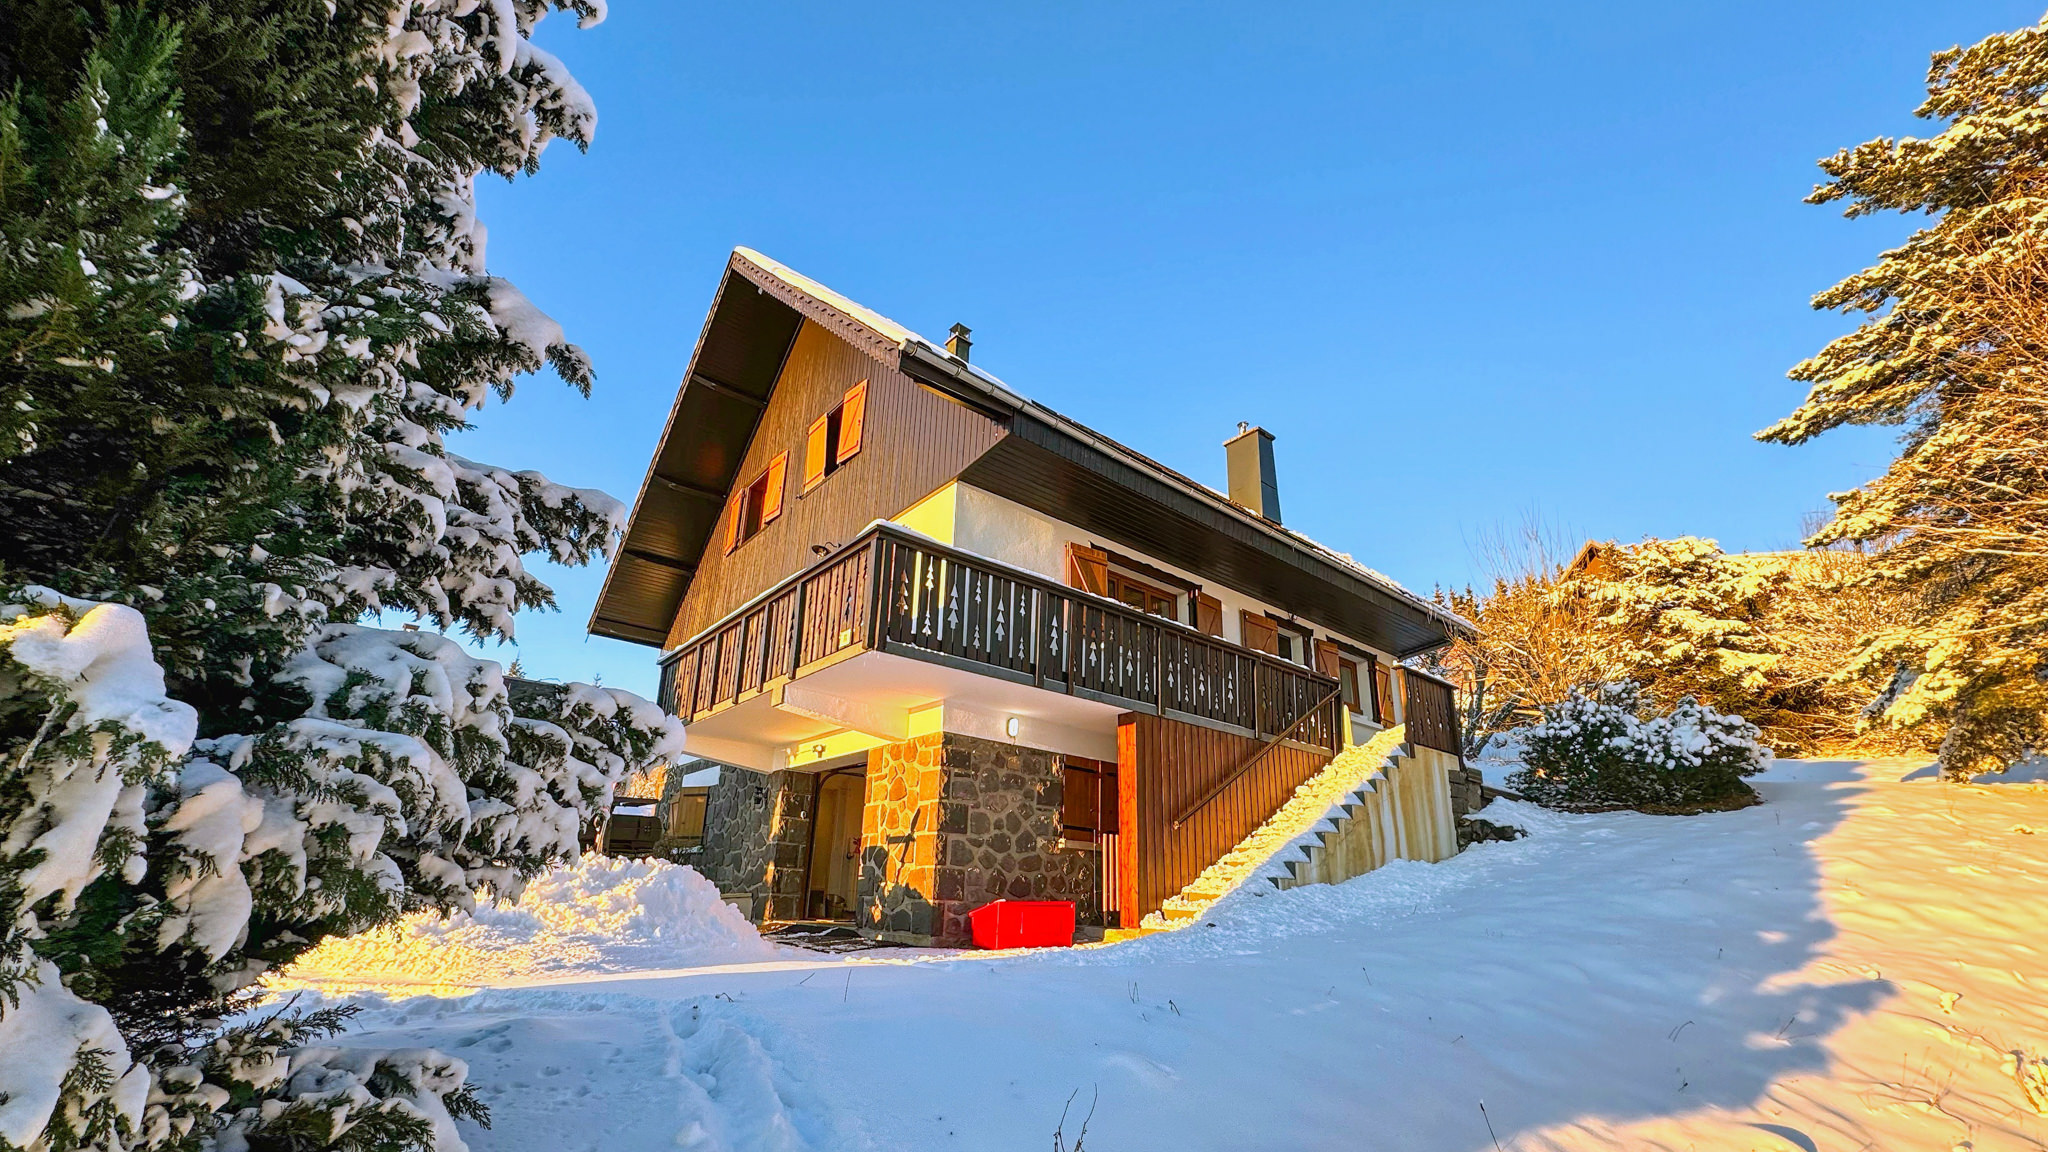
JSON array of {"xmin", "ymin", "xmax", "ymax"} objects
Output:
[
  {"xmin": 1116, "ymin": 712, "xmax": 1334, "ymax": 920},
  {"xmin": 667, "ymin": 320, "xmax": 1006, "ymax": 645}
]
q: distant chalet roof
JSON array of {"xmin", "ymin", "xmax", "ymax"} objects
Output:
[{"xmin": 589, "ymin": 247, "xmax": 1472, "ymax": 656}]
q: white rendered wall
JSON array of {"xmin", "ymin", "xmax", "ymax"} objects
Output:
[{"xmin": 892, "ymin": 481, "xmax": 1400, "ymax": 741}]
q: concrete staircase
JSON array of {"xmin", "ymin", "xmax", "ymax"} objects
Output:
[{"xmin": 1138, "ymin": 726, "xmax": 1412, "ymax": 930}]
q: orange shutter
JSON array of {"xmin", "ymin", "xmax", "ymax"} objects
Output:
[
  {"xmin": 1065, "ymin": 543, "xmax": 1110, "ymax": 596},
  {"xmin": 835, "ymin": 380, "xmax": 867, "ymax": 463},
  {"xmin": 1239, "ymin": 611, "xmax": 1279, "ymax": 655},
  {"xmin": 802, "ymin": 414, "xmax": 829, "ymax": 492},
  {"xmin": 722, "ymin": 490, "xmax": 744, "ymax": 554},
  {"xmin": 1195, "ymin": 593, "xmax": 1223, "ymax": 637},
  {"xmin": 760, "ymin": 452, "xmax": 788, "ymax": 525},
  {"xmin": 1313, "ymin": 639, "xmax": 1342, "ymax": 679}
]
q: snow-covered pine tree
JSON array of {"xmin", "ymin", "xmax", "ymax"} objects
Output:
[
  {"xmin": 1555, "ymin": 538, "xmax": 1784, "ymax": 714},
  {"xmin": 0, "ymin": 3, "xmax": 683, "ymax": 1150},
  {"xmin": 1759, "ymin": 15, "xmax": 2048, "ymax": 777}
]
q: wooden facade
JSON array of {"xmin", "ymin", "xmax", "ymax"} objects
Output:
[
  {"xmin": 1115, "ymin": 713, "xmax": 1336, "ymax": 919},
  {"xmin": 666, "ymin": 320, "xmax": 1006, "ymax": 646}
]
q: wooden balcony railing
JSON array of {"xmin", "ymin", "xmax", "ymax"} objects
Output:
[
  {"xmin": 1400, "ymin": 668, "xmax": 1462, "ymax": 756},
  {"xmin": 659, "ymin": 524, "xmax": 1342, "ymax": 752}
]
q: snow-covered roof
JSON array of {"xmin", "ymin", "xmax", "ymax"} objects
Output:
[{"xmin": 730, "ymin": 248, "xmax": 1471, "ymax": 637}]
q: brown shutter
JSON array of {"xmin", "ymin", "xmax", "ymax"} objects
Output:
[
  {"xmin": 835, "ymin": 380, "xmax": 867, "ymax": 463},
  {"xmin": 1239, "ymin": 611, "xmax": 1279, "ymax": 655},
  {"xmin": 1065, "ymin": 543, "xmax": 1110, "ymax": 596},
  {"xmin": 803, "ymin": 414, "xmax": 829, "ymax": 492},
  {"xmin": 1195, "ymin": 593, "xmax": 1223, "ymax": 637},
  {"xmin": 1313, "ymin": 639, "xmax": 1342, "ymax": 679},
  {"xmin": 760, "ymin": 451, "xmax": 788, "ymax": 525}
]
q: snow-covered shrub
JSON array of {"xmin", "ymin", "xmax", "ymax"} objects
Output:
[{"xmin": 1507, "ymin": 684, "xmax": 1771, "ymax": 811}]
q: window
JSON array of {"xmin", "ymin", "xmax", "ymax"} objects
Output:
[
  {"xmin": 1107, "ymin": 571, "xmax": 1177, "ymax": 621},
  {"xmin": 1273, "ymin": 623, "xmax": 1311, "ymax": 666},
  {"xmin": 1338, "ymin": 659, "xmax": 1362, "ymax": 715},
  {"xmin": 802, "ymin": 379, "xmax": 868, "ymax": 493},
  {"xmin": 723, "ymin": 451, "xmax": 787, "ymax": 552}
]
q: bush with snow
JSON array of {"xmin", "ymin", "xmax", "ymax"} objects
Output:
[{"xmin": 1506, "ymin": 683, "xmax": 1771, "ymax": 811}]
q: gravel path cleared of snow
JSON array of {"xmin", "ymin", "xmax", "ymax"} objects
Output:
[
  {"xmin": 308, "ymin": 760, "xmax": 2048, "ymax": 1151},
  {"xmin": 268, "ymin": 856, "xmax": 782, "ymax": 995}
]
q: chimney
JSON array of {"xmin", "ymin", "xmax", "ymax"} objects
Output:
[
  {"xmin": 1224, "ymin": 423, "xmax": 1282, "ymax": 523},
  {"xmin": 946, "ymin": 323, "xmax": 972, "ymax": 362}
]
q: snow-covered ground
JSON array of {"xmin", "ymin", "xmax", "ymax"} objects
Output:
[
  {"xmin": 282, "ymin": 760, "xmax": 2048, "ymax": 1151},
  {"xmin": 272, "ymin": 856, "xmax": 784, "ymax": 995}
]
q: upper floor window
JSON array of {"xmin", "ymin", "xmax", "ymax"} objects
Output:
[
  {"xmin": 802, "ymin": 380, "xmax": 868, "ymax": 493},
  {"xmin": 1336, "ymin": 656, "xmax": 1363, "ymax": 715},
  {"xmin": 1066, "ymin": 543, "xmax": 1184, "ymax": 623},
  {"xmin": 724, "ymin": 451, "xmax": 788, "ymax": 552},
  {"xmin": 1108, "ymin": 571, "xmax": 1177, "ymax": 620}
]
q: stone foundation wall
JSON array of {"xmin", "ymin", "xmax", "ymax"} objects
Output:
[
  {"xmin": 1447, "ymin": 762, "xmax": 1490, "ymax": 849},
  {"xmin": 1446, "ymin": 764, "xmax": 1484, "ymax": 821},
  {"xmin": 697, "ymin": 766, "xmax": 813, "ymax": 922},
  {"xmin": 859, "ymin": 732, "xmax": 1098, "ymax": 947}
]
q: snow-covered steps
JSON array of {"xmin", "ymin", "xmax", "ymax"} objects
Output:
[
  {"xmin": 1267, "ymin": 737, "xmax": 1461, "ymax": 891},
  {"xmin": 1138, "ymin": 726, "xmax": 1416, "ymax": 930}
]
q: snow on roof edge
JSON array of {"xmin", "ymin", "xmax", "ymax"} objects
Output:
[{"xmin": 729, "ymin": 247, "xmax": 1472, "ymax": 640}]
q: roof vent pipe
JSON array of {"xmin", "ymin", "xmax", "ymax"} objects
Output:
[
  {"xmin": 946, "ymin": 323, "xmax": 972, "ymax": 362},
  {"xmin": 1224, "ymin": 423, "xmax": 1282, "ymax": 524}
]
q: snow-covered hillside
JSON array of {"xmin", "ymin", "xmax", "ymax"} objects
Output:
[{"xmin": 292, "ymin": 760, "xmax": 2048, "ymax": 1151}]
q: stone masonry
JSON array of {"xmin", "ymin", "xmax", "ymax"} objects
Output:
[
  {"xmin": 696, "ymin": 766, "xmax": 813, "ymax": 922},
  {"xmin": 858, "ymin": 732, "xmax": 1096, "ymax": 947}
]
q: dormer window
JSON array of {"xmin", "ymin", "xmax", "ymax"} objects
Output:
[{"xmin": 802, "ymin": 380, "xmax": 868, "ymax": 493}]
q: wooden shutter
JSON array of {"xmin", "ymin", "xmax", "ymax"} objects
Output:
[
  {"xmin": 1061, "ymin": 764, "xmax": 1098, "ymax": 841},
  {"xmin": 1065, "ymin": 543, "xmax": 1110, "ymax": 596},
  {"xmin": 722, "ymin": 489, "xmax": 745, "ymax": 554},
  {"xmin": 760, "ymin": 452, "xmax": 788, "ymax": 525},
  {"xmin": 803, "ymin": 414, "xmax": 829, "ymax": 492},
  {"xmin": 1313, "ymin": 639, "xmax": 1342, "ymax": 679},
  {"xmin": 835, "ymin": 380, "xmax": 867, "ymax": 463},
  {"xmin": 1371, "ymin": 659, "xmax": 1394, "ymax": 724},
  {"xmin": 1195, "ymin": 593, "xmax": 1223, "ymax": 637},
  {"xmin": 1239, "ymin": 611, "xmax": 1279, "ymax": 655}
]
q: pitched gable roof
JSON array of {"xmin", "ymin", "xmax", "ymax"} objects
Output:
[{"xmin": 590, "ymin": 249, "xmax": 1470, "ymax": 655}]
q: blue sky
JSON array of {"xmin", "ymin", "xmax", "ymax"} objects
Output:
[{"xmin": 452, "ymin": 2, "xmax": 2039, "ymax": 698}]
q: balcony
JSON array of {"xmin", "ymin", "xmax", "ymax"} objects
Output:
[{"xmin": 658, "ymin": 524, "xmax": 1346, "ymax": 759}]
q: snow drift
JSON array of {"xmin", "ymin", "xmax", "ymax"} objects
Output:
[{"xmin": 272, "ymin": 856, "xmax": 778, "ymax": 993}]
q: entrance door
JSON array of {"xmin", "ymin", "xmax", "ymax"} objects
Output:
[{"xmin": 806, "ymin": 770, "xmax": 865, "ymax": 920}]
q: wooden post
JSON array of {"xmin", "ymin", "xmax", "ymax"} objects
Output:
[{"xmin": 1116, "ymin": 713, "xmax": 1141, "ymax": 924}]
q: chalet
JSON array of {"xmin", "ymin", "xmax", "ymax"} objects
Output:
[{"xmin": 590, "ymin": 249, "xmax": 1475, "ymax": 946}]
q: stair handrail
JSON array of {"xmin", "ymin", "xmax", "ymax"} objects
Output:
[{"xmin": 1169, "ymin": 683, "xmax": 1344, "ymax": 831}]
